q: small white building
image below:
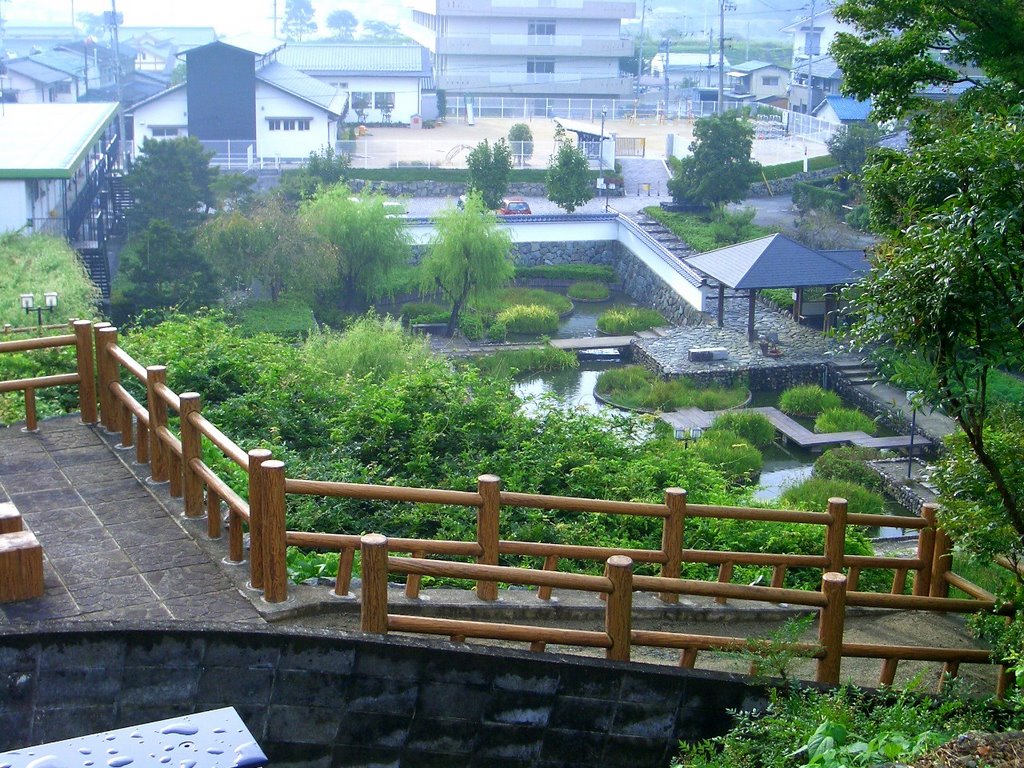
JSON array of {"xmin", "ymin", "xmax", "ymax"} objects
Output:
[
  {"xmin": 727, "ymin": 60, "xmax": 789, "ymax": 103},
  {"xmin": 0, "ymin": 103, "xmax": 119, "ymax": 240},
  {"xmin": 650, "ymin": 52, "xmax": 723, "ymax": 89}
]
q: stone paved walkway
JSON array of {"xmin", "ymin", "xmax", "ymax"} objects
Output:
[{"xmin": 0, "ymin": 416, "xmax": 262, "ymax": 626}]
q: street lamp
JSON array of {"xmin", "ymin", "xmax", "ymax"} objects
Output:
[
  {"xmin": 906, "ymin": 390, "xmax": 919, "ymax": 480},
  {"xmin": 20, "ymin": 292, "xmax": 59, "ymax": 331},
  {"xmin": 600, "ymin": 107, "xmax": 609, "ymax": 212}
]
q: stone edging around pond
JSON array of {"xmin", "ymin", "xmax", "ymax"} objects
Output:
[{"xmin": 592, "ymin": 386, "xmax": 753, "ymax": 416}]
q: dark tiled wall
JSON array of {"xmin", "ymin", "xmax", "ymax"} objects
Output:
[{"xmin": 0, "ymin": 625, "xmax": 769, "ymax": 768}]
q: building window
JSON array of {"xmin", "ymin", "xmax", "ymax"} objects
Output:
[
  {"xmin": 373, "ymin": 92, "xmax": 395, "ymax": 109},
  {"xmin": 151, "ymin": 126, "xmax": 182, "ymax": 137},
  {"xmin": 526, "ymin": 58, "xmax": 555, "ymax": 78},
  {"xmin": 804, "ymin": 31, "xmax": 821, "ymax": 57},
  {"xmin": 761, "ymin": 76, "xmax": 779, "ymax": 86},
  {"xmin": 268, "ymin": 118, "xmax": 311, "ymax": 131},
  {"xmin": 528, "ymin": 20, "xmax": 556, "ymax": 38}
]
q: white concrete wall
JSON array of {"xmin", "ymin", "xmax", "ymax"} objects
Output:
[
  {"xmin": 130, "ymin": 90, "xmax": 190, "ymax": 150},
  {"xmin": 255, "ymin": 83, "xmax": 335, "ymax": 159},
  {"xmin": 330, "ymin": 75, "xmax": 421, "ymax": 124},
  {"xmin": 0, "ymin": 181, "xmax": 30, "ymax": 233},
  {"xmin": 6, "ymin": 71, "xmax": 45, "ymax": 103}
]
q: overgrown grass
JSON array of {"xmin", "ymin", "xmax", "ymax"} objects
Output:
[
  {"xmin": 760, "ymin": 288, "xmax": 794, "ymax": 310},
  {"xmin": 759, "ymin": 154, "xmax": 838, "ymax": 181},
  {"xmin": 814, "ymin": 407, "xmax": 878, "ymax": 435},
  {"xmin": 692, "ymin": 429, "xmax": 763, "ymax": 485},
  {"xmin": 472, "ymin": 287, "xmax": 572, "ymax": 317},
  {"xmin": 495, "ymin": 304, "xmax": 559, "ymax": 335},
  {"xmin": 643, "ymin": 207, "xmax": 772, "ymax": 253},
  {"xmin": 778, "ymin": 384, "xmax": 842, "ymax": 417},
  {"xmin": 567, "ymin": 281, "xmax": 610, "ymax": 301},
  {"xmin": 0, "ymin": 233, "xmax": 100, "ymax": 327},
  {"xmin": 813, "ymin": 446, "xmax": 884, "ymax": 493},
  {"xmin": 515, "ymin": 264, "xmax": 616, "ymax": 282},
  {"xmin": 301, "ymin": 314, "xmax": 434, "ymax": 382},
  {"xmin": 781, "ymin": 476, "xmax": 886, "ymax": 516},
  {"xmin": 400, "ymin": 301, "xmax": 449, "ymax": 325},
  {"xmin": 473, "ymin": 347, "xmax": 579, "ymax": 378},
  {"xmin": 596, "ymin": 366, "xmax": 748, "ymax": 411},
  {"xmin": 597, "ymin": 307, "xmax": 665, "ymax": 335},
  {"xmin": 232, "ymin": 296, "xmax": 316, "ymax": 339},
  {"xmin": 707, "ymin": 411, "xmax": 775, "ymax": 448}
]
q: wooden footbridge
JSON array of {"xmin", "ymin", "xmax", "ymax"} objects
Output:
[
  {"xmin": 661, "ymin": 406, "xmax": 931, "ymax": 453},
  {"xmin": 549, "ymin": 336, "xmax": 634, "ymax": 353}
]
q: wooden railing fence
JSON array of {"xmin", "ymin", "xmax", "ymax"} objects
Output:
[{"xmin": 0, "ymin": 321, "xmax": 1016, "ymax": 694}]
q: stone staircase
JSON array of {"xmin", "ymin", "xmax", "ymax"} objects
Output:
[{"xmin": 832, "ymin": 358, "xmax": 883, "ymax": 386}]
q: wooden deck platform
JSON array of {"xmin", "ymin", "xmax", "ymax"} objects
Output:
[
  {"xmin": 550, "ymin": 336, "xmax": 635, "ymax": 351},
  {"xmin": 659, "ymin": 406, "xmax": 931, "ymax": 453}
]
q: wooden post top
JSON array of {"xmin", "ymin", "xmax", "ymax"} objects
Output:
[
  {"xmin": 361, "ymin": 533, "xmax": 388, "ymax": 547},
  {"xmin": 822, "ymin": 571, "xmax": 847, "ymax": 586}
]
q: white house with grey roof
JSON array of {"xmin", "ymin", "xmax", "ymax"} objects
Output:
[{"xmin": 276, "ymin": 44, "xmax": 432, "ymax": 124}]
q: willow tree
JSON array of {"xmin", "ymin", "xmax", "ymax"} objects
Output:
[{"xmin": 420, "ymin": 192, "xmax": 514, "ymax": 336}]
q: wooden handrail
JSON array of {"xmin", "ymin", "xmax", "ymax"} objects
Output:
[
  {"xmin": 632, "ymin": 574, "xmax": 829, "ymax": 607},
  {"xmin": 845, "ymin": 590, "xmax": 1004, "ymax": 614},
  {"xmin": 286, "ymin": 530, "xmax": 480, "ymax": 556},
  {"xmin": 109, "ymin": 382, "xmax": 148, "ymax": 423},
  {"xmin": 189, "ymin": 412, "xmax": 249, "ymax": 470},
  {"xmin": 0, "ymin": 372, "xmax": 79, "ymax": 393},
  {"xmin": 840, "ymin": 643, "xmax": 993, "ymax": 663},
  {"xmin": 154, "ymin": 381, "xmax": 181, "ymax": 411},
  {"xmin": 286, "ymin": 477, "xmax": 481, "ymax": 507},
  {"xmin": 387, "ymin": 555, "xmax": 614, "ymax": 593},
  {"xmin": 389, "ymin": 615, "xmax": 613, "ymax": 648},
  {"xmin": 500, "ymin": 490, "xmax": 667, "ymax": 518},
  {"xmin": 848, "ymin": 512, "xmax": 928, "ymax": 529},
  {"xmin": 630, "ymin": 630, "xmax": 823, "ymax": 656},
  {"xmin": 499, "ymin": 539, "xmax": 666, "ymax": 563},
  {"xmin": 679, "ymin": 549, "xmax": 828, "ymax": 567},
  {"xmin": 108, "ymin": 344, "xmax": 147, "ymax": 381},
  {"xmin": 189, "ymin": 458, "xmax": 249, "ymax": 518},
  {"xmin": 0, "ymin": 333, "xmax": 75, "ymax": 353},
  {"xmin": 687, "ymin": 503, "xmax": 831, "ymax": 525}
]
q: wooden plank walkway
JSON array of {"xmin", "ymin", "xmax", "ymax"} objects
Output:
[
  {"xmin": 659, "ymin": 406, "xmax": 931, "ymax": 453},
  {"xmin": 550, "ymin": 336, "xmax": 635, "ymax": 351}
]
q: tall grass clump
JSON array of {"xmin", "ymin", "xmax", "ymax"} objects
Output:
[
  {"xmin": 0, "ymin": 233, "xmax": 100, "ymax": 327},
  {"xmin": 567, "ymin": 281, "xmax": 610, "ymax": 301},
  {"xmin": 814, "ymin": 407, "xmax": 878, "ymax": 435},
  {"xmin": 813, "ymin": 446, "xmax": 884, "ymax": 492},
  {"xmin": 692, "ymin": 429, "xmax": 763, "ymax": 485},
  {"xmin": 596, "ymin": 366, "xmax": 747, "ymax": 411},
  {"xmin": 597, "ymin": 307, "xmax": 666, "ymax": 335},
  {"xmin": 707, "ymin": 411, "xmax": 775, "ymax": 448},
  {"xmin": 233, "ymin": 295, "xmax": 316, "ymax": 340},
  {"xmin": 473, "ymin": 287, "xmax": 571, "ymax": 316},
  {"xmin": 399, "ymin": 301, "xmax": 449, "ymax": 325},
  {"xmin": 302, "ymin": 314, "xmax": 433, "ymax": 382},
  {"xmin": 781, "ymin": 476, "xmax": 885, "ymax": 516},
  {"xmin": 515, "ymin": 264, "xmax": 615, "ymax": 282},
  {"xmin": 496, "ymin": 304, "xmax": 559, "ymax": 335},
  {"xmin": 474, "ymin": 347, "xmax": 578, "ymax": 378},
  {"xmin": 778, "ymin": 384, "xmax": 842, "ymax": 416}
]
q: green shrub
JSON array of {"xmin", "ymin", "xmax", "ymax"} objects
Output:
[
  {"xmin": 496, "ymin": 304, "xmax": 559, "ymax": 335},
  {"xmin": 597, "ymin": 307, "xmax": 666, "ymax": 335},
  {"xmin": 708, "ymin": 411, "xmax": 775, "ymax": 448},
  {"xmin": 302, "ymin": 314, "xmax": 433, "ymax": 382},
  {"xmin": 515, "ymin": 264, "xmax": 616, "ymax": 282},
  {"xmin": 458, "ymin": 312, "xmax": 484, "ymax": 340},
  {"xmin": 643, "ymin": 207, "xmax": 771, "ymax": 253},
  {"xmin": 232, "ymin": 296, "xmax": 316, "ymax": 340},
  {"xmin": 814, "ymin": 407, "xmax": 878, "ymax": 435},
  {"xmin": 485, "ymin": 319, "xmax": 508, "ymax": 342},
  {"xmin": 778, "ymin": 384, "xmax": 842, "ymax": 417},
  {"xmin": 400, "ymin": 301, "xmax": 448, "ymax": 325},
  {"xmin": 595, "ymin": 366, "xmax": 747, "ymax": 411},
  {"xmin": 760, "ymin": 288, "xmax": 794, "ymax": 310},
  {"xmin": 759, "ymin": 154, "xmax": 837, "ymax": 181},
  {"xmin": 781, "ymin": 476, "xmax": 886, "ymax": 516},
  {"xmin": 792, "ymin": 180, "xmax": 849, "ymax": 213},
  {"xmin": 813, "ymin": 446, "xmax": 884, "ymax": 492},
  {"xmin": 473, "ymin": 346, "xmax": 578, "ymax": 377},
  {"xmin": 473, "ymin": 287, "xmax": 572, "ymax": 317},
  {"xmin": 692, "ymin": 429, "xmax": 763, "ymax": 485},
  {"xmin": 846, "ymin": 203, "xmax": 872, "ymax": 231},
  {"xmin": 567, "ymin": 281, "xmax": 610, "ymax": 301}
]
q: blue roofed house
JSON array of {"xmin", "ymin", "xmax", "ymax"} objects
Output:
[
  {"xmin": 814, "ymin": 95, "xmax": 871, "ymax": 125},
  {"xmin": 276, "ymin": 44, "xmax": 433, "ymax": 124},
  {"xmin": 127, "ymin": 35, "xmax": 347, "ymax": 163}
]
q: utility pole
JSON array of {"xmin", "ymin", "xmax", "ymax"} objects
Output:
[
  {"xmin": 108, "ymin": 0, "xmax": 128, "ymax": 169},
  {"xmin": 805, "ymin": 0, "xmax": 816, "ymax": 114},
  {"xmin": 717, "ymin": 0, "xmax": 735, "ymax": 112},
  {"xmin": 272, "ymin": 0, "xmax": 279, "ymax": 38},
  {"xmin": 634, "ymin": 0, "xmax": 647, "ymax": 100},
  {"xmin": 662, "ymin": 38, "xmax": 670, "ymax": 117}
]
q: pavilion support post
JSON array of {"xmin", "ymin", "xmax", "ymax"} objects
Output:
[
  {"xmin": 823, "ymin": 287, "xmax": 835, "ymax": 333},
  {"xmin": 717, "ymin": 284, "xmax": 725, "ymax": 327},
  {"xmin": 747, "ymin": 290, "xmax": 757, "ymax": 342},
  {"xmin": 794, "ymin": 287, "xmax": 803, "ymax": 321}
]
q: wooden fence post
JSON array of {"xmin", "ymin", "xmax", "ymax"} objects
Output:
[
  {"xmin": 913, "ymin": 503, "xmax": 938, "ymax": 597},
  {"xmin": 605, "ymin": 555, "xmax": 633, "ymax": 662},
  {"xmin": 360, "ymin": 533, "xmax": 389, "ymax": 634},
  {"xmin": 246, "ymin": 448, "xmax": 273, "ymax": 590},
  {"xmin": 179, "ymin": 393, "xmax": 203, "ymax": 518},
  {"xmin": 660, "ymin": 487, "xmax": 686, "ymax": 603},
  {"xmin": 24, "ymin": 388, "xmax": 37, "ymax": 432},
  {"xmin": 73, "ymin": 320, "xmax": 97, "ymax": 424},
  {"xmin": 824, "ymin": 497, "xmax": 848, "ymax": 574},
  {"xmin": 929, "ymin": 526, "xmax": 952, "ymax": 598},
  {"xmin": 94, "ymin": 324, "xmax": 117, "ymax": 433},
  {"xmin": 816, "ymin": 571, "xmax": 847, "ymax": 685},
  {"xmin": 145, "ymin": 365, "xmax": 169, "ymax": 483},
  {"xmin": 260, "ymin": 459, "xmax": 288, "ymax": 604},
  {"xmin": 207, "ymin": 492, "xmax": 222, "ymax": 540},
  {"xmin": 476, "ymin": 474, "xmax": 501, "ymax": 602}
]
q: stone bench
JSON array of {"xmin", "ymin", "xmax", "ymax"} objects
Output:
[{"xmin": 0, "ymin": 501, "xmax": 44, "ymax": 603}]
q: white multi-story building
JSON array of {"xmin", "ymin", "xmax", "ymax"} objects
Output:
[
  {"xmin": 780, "ymin": 5, "xmax": 856, "ymax": 113},
  {"xmin": 405, "ymin": 0, "xmax": 636, "ymax": 99}
]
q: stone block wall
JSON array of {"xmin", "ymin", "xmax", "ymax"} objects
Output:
[
  {"xmin": 616, "ymin": 247, "xmax": 704, "ymax": 327},
  {"xmin": 0, "ymin": 624, "xmax": 770, "ymax": 768},
  {"xmin": 348, "ymin": 179, "xmax": 548, "ymax": 198}
]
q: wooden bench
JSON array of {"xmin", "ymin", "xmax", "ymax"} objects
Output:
[{"xmin": 0, "ymin": 501, "xmax": 44, "ymax": 602}]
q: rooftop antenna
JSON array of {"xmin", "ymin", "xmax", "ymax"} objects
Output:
[
  {"xmin": 271, "ymin": 0, "xmax": 279, "ymax": 38},
  {"xmin": 108, "ymin": 0, "xmax": 128, "ymax": 168}
]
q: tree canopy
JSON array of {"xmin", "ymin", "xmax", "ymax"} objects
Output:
[
  {"xmin": 126, "ymin": 137, "xmax": 218, "ymax": 233},
  {"xmin": 545, "ymin": 127, "xmax": 594, "ymax": 213},
  {"xmin": 667, "ymin": 112, "xmax": 759, "ymax": 209},
  {"xmin": 300, "ymin": 185, "xmax": 411, "ymax": 311},
  {"xmin": 282, "ymin": 0, "xmax": 317, "ymax": 41},
  {"xmin": 420, "ymin": 192, "xmax": 515, "ymax": 336},
  {"xmin": 325, "ymin": 9, "xmax": 357, "ymax": 39},
  {"xmin": 466, "ymin": 139, "xmax": 513, "ymax": 210}
]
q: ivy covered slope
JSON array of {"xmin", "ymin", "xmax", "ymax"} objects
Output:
[{"xmin": 119, "ymin": 312, "xmax": 876, "ymax": 578}]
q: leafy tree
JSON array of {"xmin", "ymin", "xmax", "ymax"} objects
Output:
[
  {"xmin": 282, "ymin": 0, "xmax": 317, "ymax": 41},
  {"xmin": 76, "ymin": 12, "xmax": 106, "ymax": 36},
  {"xmin": 361, "ymin": 21, "xmax": 404, "ymax": 40},
  {"xmin": 111, "ymin": 220, "xmax": 220, "ymax": 324},
  {"xmin": 278, "ymin": 145, "xmax": 351, "ymax": 203},
  {"xmin": 826, "ymin": 122, "xmax": 882, "ymax": 179},
  {"xmin": 508, "ymin": 123, "xmax": 534, "ymax": 166},
  {"xmin": 325, "ymin": 9, "xmax": 357, "ymax": 39},
  {"xmin": 435, "ymin": 89, "xmax": 447, "ymax": 121},
  {"xmin": 848, "ymin": 107, "xmax": 1024, "ymax": 553},
  {"xmin": 667, "ymin": 112, "xmax": 759, "ymax": 209},
  {"xmin": 419, "ymin": 192, "xmax": 515, "ymax": 336},
  {"xmin": 199, "ymin": 200, "xmax": 331, "ymax": 303},
  {"xmin": 466, "ymin": 138, "xmax": 513, "ymax": 210},
  {"xmin": 300, "ymin": 185, "xmax": 412, "ymax": 311},
  {"xmin": 832, "ymin": 0, "xmax": 1024, "ymax": 120},
  {"xmin": 545, "ymin": 126, "xmax": 594, "ymax": 213},
  {"xmin": 211, "ymin": 173, "xmax": 257, "ymax": 211},
  {"xmin": 170, "ymin": 62, "xmax": 186, "ymax": 85},
  {"xmin": 126, "ymin": 137, "xmax": 218, "ymax": 233}
]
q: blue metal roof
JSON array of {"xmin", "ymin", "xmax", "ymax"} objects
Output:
[{"xmin": 821, "ymin": 95, "xmax": 872, "ymax": 122}]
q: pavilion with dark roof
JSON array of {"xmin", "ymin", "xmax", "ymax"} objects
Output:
[{"xmin": 684, "ymin": 233, "xmax": 870, "ymax": 341}]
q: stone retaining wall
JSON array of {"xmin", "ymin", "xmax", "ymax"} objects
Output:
[
  {"xmin": 410, "ymin": 240, "xmax": 620, "ymax": 269},
  {"xmin": 348, "ymin": 179, "xmax": 548, "ymax": 198},
  {"xmin": 630, "ymin": 349, "xmax": 823, "ymax": 391},
  {"xmin": 616, "ymin": 246, "xmax": 704, "ymax": 327},
  {"xmin": 825, "ymin": 365, "xmax": 942, "ymax": 444},
  {"xmin": 747, "ymin": 168, "xmax": 838, "ymax": 198},
  {"xmin": 870, "ymin": 458, "xmax": 930, "ymax": 516},
  {"xmin": 0, "ymin": 624, "xmax": 769, "ymax": 768}
]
